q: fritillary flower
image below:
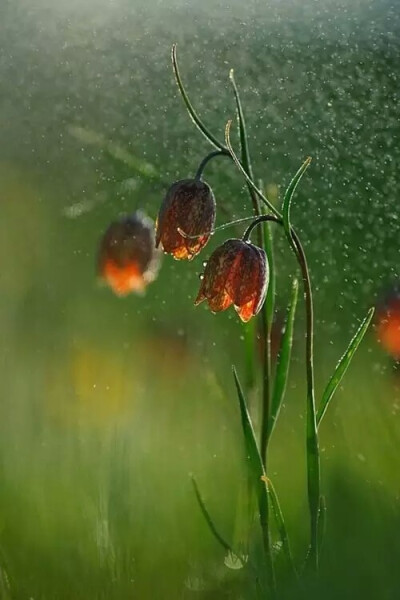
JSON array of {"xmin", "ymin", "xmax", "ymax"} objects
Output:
[
  {"xmin": 98, "ymin": 211, "xmax": 160, "ymax": 296},
  {"xmin": 195, "ymin": 239, "xmax": 268, "ymax": 322},
  {"xmin": 156, "ymin": 179, "xmax": 216, "ymax": 260}
]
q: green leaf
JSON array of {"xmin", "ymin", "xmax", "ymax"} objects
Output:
[
  {"xmin": 263, "ymin": 218, "xmax": 276, "ymax": 331},
  {"xmin": 191, "ymin": 477, "xmax": 233, "ymax": 555},
  {"xmin": 232, "ymin": 367, "xmax": 276, "ymax": 589},
  {"xmin": 232, "ymin": 366, "xmax": 266, "ymax": 483},
  {"xmin": 171, "ymin": 44, "xmax": 225, "ymax": 151},
  {"xmin": 229, "ymin": 70, "xmax": 251, "ymax": 172},
  {"xmin": 317, "ymin": 307, "xmax": 374, "ymax": 427},
  {"xmin": 268, "ymin": 278, "xmax": 299, "ymax": 441},
  {"xmin": 317, "ymin": 495, "xmax": 327, "ymax": 554},
  {"xmin": 282, "ymin": 157, "xmax": 312, "ymax": 241},
  {"xmin": 224, "ymin": 121, "xmax": 280, "ymax": 218},
  {"xmin": 243, "ymin": 319, "xmax": 256, "ymax": 392},
  {"xmin": 264, "ymin": 476, "xmax": 297, "ymax": 579}
]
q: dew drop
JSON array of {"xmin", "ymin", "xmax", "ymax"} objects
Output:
[
  {"xmin": 199, "ymin": 273, "xmax": 204, "ymax": 280},
  {"xmin": 203, "ymin": 261, "xmax": 208, "ymax": 267}
]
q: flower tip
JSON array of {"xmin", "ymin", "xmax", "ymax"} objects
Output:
[
  {"xmin": 194, "ymin": 292, "xmax": 205, "ymax": 306},
  {"xmin": 229, "ymin": 68, "xmax": 234, "ymax": 79}
]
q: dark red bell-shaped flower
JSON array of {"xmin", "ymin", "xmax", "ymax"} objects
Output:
[
  {"xmin": 98, "ymin": 211, "xmax": 160, "ymax": 296},
  {"xmin": 195, "ymin": 239, "xmax": 269, "ymax": 322},
  {"xmin": 156, "ymin": 179, "xmax": 216, "ymax": 260}
]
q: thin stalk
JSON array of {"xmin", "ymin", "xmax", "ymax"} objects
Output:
[
  {"xmin": 263, "ymin": 476, "xmax": 298, "ymax": 580},
  {"xmin": 171, "ymin": 44, "xmax": 227, "ymax": 152},
  {"xmin": 195, "ymin": 149, "xmax": 230, "ymax": 180},
  {"xmin": 226, "ymin": 124, "xmax": 320, "ymax": 568},
  {"xmin": 233, "ymin": 367, "xmax": 276, "ymax": 594},
  {"xmin": 243, "ymin": 213, "xmax": 320, "ymax": 570}
]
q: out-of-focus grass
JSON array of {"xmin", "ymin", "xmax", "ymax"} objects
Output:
[{"xmin": 1, "ymin": 161, "xmax": 400, "ymax": 600}]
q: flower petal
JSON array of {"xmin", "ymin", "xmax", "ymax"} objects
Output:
[
  {"xmin": 236, "ymin": 297, "xmax": 258, "ymax": 322},
  {"xmin": 102, "ymin": 259, "xmax": 146, "ymax": 296},
  {"xmin": 208, "ymin": 290, "xmax": 233, "ymax": 312}
]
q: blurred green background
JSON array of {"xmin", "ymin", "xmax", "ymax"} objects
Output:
[{"xmin": 1, "ymin": 0, "xmax": 400, "ymax": 598}]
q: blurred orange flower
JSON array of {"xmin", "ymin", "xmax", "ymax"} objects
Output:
[
  {"xmin": 98, "ymin": 211, "xmax": 160, "ymax": 296},
  {"xmin": 376, "ymin": 289, "xmax": 400, "ymax": 359}
]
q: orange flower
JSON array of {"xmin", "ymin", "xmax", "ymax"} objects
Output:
[
  {"xmin": 98, "ymin": 212, "xmax": 160, "ymax": 296},
  {"xmin": 195, "ymin": 239, "xmax": 268, "ymax": 322},
  {"xmin": 376, "ymin": 289, "xmax": 400, "ymax": 359},
  {"xmin": 156, "ymin": 179, "xmax": 216, "ymax": 260}
]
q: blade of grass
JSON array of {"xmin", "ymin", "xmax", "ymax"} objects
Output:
[
  {"xmin": 229, "ymin": 70, "xmax": 251, "ymax": 170},
  {"xmin": 171, "ymin": 44, "xmax": 226, "ymax": 152},
  {"xmin": 268, "ymin": 278, "xmax": 299, "ymax": 441},
  {"xmin": 316, "ymin": 307, "xmax": 375, "ymax": 427},
  {"xmin": 232, "ymin": 367, "xmax": 276, "ymax": 592},
  {"xmin": 229, "ymin": 69, "xmax": 260, "ymax": 214},
  {"xmin": 191, "ymin": 476, "xmax": 234, "ymax": 555},
  {"xmin": 262, "ymin": 476, "xmax": 297, "ymax": 580},
  {"xmin": 243, "ymin": 319, "xmax": 256, "ymax": 391},
  {"xmin": 317, "ymin": 495, "xmax": 327, "ymax": 554},
  {"xmin": 262, "ymin": 211, "xmax": 276, "ymax": 332},
  {"xmin": 282, "ymin": 157, "xmax": 311, "ymax": 242},
  {"xmin": 225, "ymin": 120, "xmax": 280, "ymax": 218}
]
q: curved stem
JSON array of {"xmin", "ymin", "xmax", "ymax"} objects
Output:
[
  {"xmin": 243, "ymin": 215, "xmax": 281, "ymax": 240},
  {"xmin": 243, "ymin": 213, "xmax": 320, "ymax": 570},
  {"xmin": 172, "ymin": 44, "xmax": 227, "ymax": 152},
  {"xmin": 195, "ymin": 149, "xmax": 230, "ymax": 180},
  {"xmin": 229, "ymin": 69, "xmax": 260, "ymax": 215}
]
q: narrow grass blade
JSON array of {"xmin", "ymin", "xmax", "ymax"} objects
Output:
[
  {"xmin": 263, "ymin": 216, "xmax": 276, "ymax": 331},
  {"xmin": 224, "ymin": 120, "xmax": 280, "ymax": 218},
  {"xmin": 232, "ymin": 366, "xmax": 266, "ymax": 483},
  {"xmin": 243, "ymin": 319, "xmax": 256, "ymax": 391},
  {"xmin": 268, "ymin": 278, "xmax": 299, "ymax": 441},
  {"xmin": 316, "ymin": 307, "xmax": 374, "ymax": 427},
  {"xmin": 171, "ymin": 44, "xmax": 226, "ymax": 151},
  {"xmin": 191, "ymin": 476, "xmax": 233, "ymax": 555},
  {"xmin": 229, "ymin": 70, "xmax": 252, "ymax": 176},
  {"xmin": 317, "ymin": 495, "xmax": 327, "ymax": 554},
  {"xmin": 263, "ymin": 476, "xmax": 297, "ymax": 579},
  {"xmin": 282, "ymin": 157, "xmax": 311, "ymax": 241},
  {"xmin": 229, "ymin": 70, "xmax": 262, "ymax": 253},
  {"xmin": 232, "ymin": 367, "xmax": 276, "ymax": 590}
]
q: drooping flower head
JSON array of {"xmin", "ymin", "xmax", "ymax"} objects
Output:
[
  {"xmin": 376, "ymin": 285, "xmax": 400, "ymax": 359},
  {"xmin": 98, "ymin": 211, "xmax": 160, "ymax": 296},
  {"xmin": 195, "ymin": 238, "xmax": 269, "ymax": 322},
  {"xmin": 156, "ymin": 179, "xmax": 216, "ymax": 260}
]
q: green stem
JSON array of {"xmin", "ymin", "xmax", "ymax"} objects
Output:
[
  {"xmin": 243, "ymin": 213, "xmax": 320, "ymax": 570},
  {"xmin": 171, "ymin": 44, "xmax": 227, "ymax": 152},
  {"xmin": 195, "ymin": 149, "xmax": 230, "ymax": 180},
  {"xmin": 225, "ymin": 124, "xmax": 320, "ymax": 568},
  {"xmin": 264, "ymin": 476, "xmax": 298, "ymax": 580}
]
